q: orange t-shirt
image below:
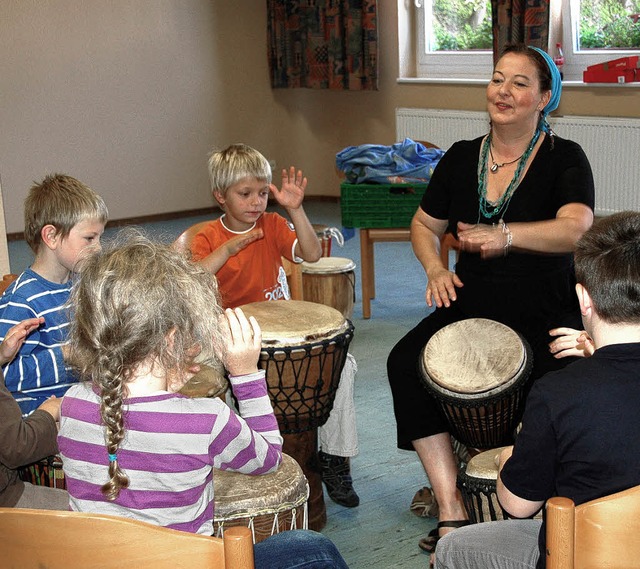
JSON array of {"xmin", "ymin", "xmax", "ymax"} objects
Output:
[{"xmin": 190, "ymin": 212, "xmax": 299, "ymax": 309}]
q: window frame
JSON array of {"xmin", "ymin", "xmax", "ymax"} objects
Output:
[{"xmin": 412, "ymin": 0, "xmax": 640, "ymax": 82}]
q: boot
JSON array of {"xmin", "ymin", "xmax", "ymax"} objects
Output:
[{"xmin": 318, "ymin": 451, "xmax": 360, "ymax": 508}]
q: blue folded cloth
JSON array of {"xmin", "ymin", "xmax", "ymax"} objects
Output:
[{"xmin": 336, "ymin": 138, "xmax": 445, "ymax": 184}]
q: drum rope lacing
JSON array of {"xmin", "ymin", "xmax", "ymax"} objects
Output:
[{"xmin": 258, "ymin": 323, "xmax": 354, "ymax": 434}]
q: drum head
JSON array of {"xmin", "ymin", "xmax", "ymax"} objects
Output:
[
  {"xmin": 239, "ymin": 300, "xmax": 348, "ymax": 346},
  {"xmin": 179, "ymin": 364, "xmax": 228, "ymax": 399},
  {"xmin": 301, "ymin": 257, "xmax": 356, "ymax": 275},
  {"xmin": 464, "ymin": 447, "xmax": 507, "ymax": 480},
  {"xmin": 213, "ymin": 453, "xmax": 309, "ymax": 517},
  {"xmin": 422, "ymin": 318, "xmax": 526, "ymax": 396}
]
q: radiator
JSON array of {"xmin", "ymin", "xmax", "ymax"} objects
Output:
[{"xmin": 396, "ymin": 108, "xmax": 640, "ymax": 216}]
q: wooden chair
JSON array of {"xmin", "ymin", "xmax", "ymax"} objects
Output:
[
  {"xmin": 172, "ymin": 221, "xmax": 303, "ymax": 300},
  {"xmin": 546, "ymin": 484, "xmax": 640, "ymax": 569},
  {"xmin": 0, "ymin": 273, "xmax": 18, "ymax": 295},
  {"xmin": 0, "ymin": 507, "xmax": 254, "ymax": 569}
]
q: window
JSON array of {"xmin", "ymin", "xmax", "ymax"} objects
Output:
[
  {"xmin": 415, "ymin": 0, "xmax": 493, "ymax": 79},
  {"xmin": 412, "ymin": 0, "xmax": 640, "ymax": 82},
  {"xmin": 561, "ymin": 0, "xmax": 640, "ymax": 81}
]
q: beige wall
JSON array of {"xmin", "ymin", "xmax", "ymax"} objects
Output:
[{"xmin": 1, "ymin": 0, "xmax": 637, "ymax": 234}]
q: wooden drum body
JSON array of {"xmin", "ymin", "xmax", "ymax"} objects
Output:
[
  {"xmin": 420, "ymin": 318, "xmax": 532, "ymax": 450},
  {"xmin": 457, "ymin": 447, "xmax": 543, "ymax": 523},
  {"xmin": 213, "ymin": 453, "xmax": 309, "ymax": 543},
  {"xmin": 239, "ymin": 300, "xmax": 354, "ymax": 531},
  {"xmin": 301, "ymin": 257, "xmax": 356, "ymax": 321}
]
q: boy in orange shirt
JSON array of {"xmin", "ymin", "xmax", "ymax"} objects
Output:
[
  {"xmin": 191, "ymin": 143, "xmax": 321, "ymax": 307},
  {"xmin": 190, "ymin": 144, "xmax": 360, "ymax": 507}
]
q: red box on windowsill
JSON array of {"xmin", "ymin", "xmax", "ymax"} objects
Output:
[
  {"xmin": 583, "ymin": 67, "xmax": 638, "ymax": 83},
  {"xmin": 586, "ymin": 55, "xmax": 639, "ymax": 72},
  {"xmin": 583, "ymin": 55, "xmax": 640, "ymax": 82}
]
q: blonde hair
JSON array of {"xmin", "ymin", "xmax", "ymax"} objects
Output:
[
  {"xmin": 207, "ymin": 143, "xmax": 272, "ymax": 197},
  {"xmin": 66, "ymin": 229, "xmax": 224, "ymax": 500},
  {"xmin": 24, "ymin": 173, "xmax": 109, "ymax": 254}
]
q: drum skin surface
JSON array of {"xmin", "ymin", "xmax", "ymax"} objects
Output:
[
  {"xmin": 423, "ymin": 318, "xmax": 525, "ymax": 396},
  {"xmin": 213, "ymin": 453, "xmax": 309, "ymax": 542},
  {"xmin": 240, "ymin": 300, "xmax": 348, "ymax": 346}
]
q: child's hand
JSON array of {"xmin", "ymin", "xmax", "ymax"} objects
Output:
[
  {"xmin": 549, "ymin": 327, "xmax": 595, "ymax": 358},
  {"xmin": 38, "ymin": 395, "xmax": 62, "ymax": 422},
  {"xmin": 270, "ymin": 166, "xmax": 307, "ymax": 210},
  {"xmin": 0, "ymin": 317, "xmax": 44, "ymax": 366},
  {"xmin": 220, "ymin": 308, "xmax": 262, "ymax": 377},
  {"xmin": 223, "ymin": 229, "xmax": 264, "ymax": 258}
]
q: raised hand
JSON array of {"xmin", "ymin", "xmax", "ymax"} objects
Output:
[
  {"xmin": 270, "ymin": 166, "xmax": 307, "ymax": 210},
  {"xmin": 219, "ymin": 308, "xmax": 262, "ymax": 377}
]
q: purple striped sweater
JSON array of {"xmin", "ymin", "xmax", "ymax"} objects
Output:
[{"xmin": 58, "ymin": 370, "xmax": 282, "ymax": 534}]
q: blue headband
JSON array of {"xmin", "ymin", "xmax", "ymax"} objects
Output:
[{"xmin": 529, "ymin": 46, "xmax": 562, "ymax": 133}]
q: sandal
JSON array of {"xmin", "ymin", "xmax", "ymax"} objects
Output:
[
  {"xmin": 410, "ymin": 486, "xmax": 439, "ymax": 518},
  {"xmin": 418, "ymin": 520, "xmax": 471, "ymax": 554}
]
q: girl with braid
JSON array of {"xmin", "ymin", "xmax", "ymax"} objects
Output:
[
  {"xmin": 57, "ymin": 231, "xmax": 283, "ymax": 532},
  {"xmin": 57, "ymin": 232, "xmax": 351, "ymax": 569}
]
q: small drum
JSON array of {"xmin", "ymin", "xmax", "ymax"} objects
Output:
[
  {"xmin": 179, "ymin": 364, "xmax": 228, "ymax": 400},
  {"xmin": 213, "ymin": 453, "xmax": 309, "ymax": 543},
  {"xmin": 239, "ymin": 300, "xmax": 354, "ymax": 434},
  {"xmin": 17, "ymin": 455, "xmax": 66, "ymax": 490},
  {"xmin": 301, "ymin": 257, "xmax": 356, "ymax": 320},
  {"xmin": 457, "ymin": 447, "xmax": 543, "ymax": 523},
  {"xmin": 420, "ymin": 318, "xmax": 533, "ymax": 450}
]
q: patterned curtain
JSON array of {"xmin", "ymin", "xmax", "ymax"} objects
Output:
[
  {"xmin": 491, "ymin": 0, "xmax": 550, "ymax": 63},
  {"xmin": 267, "ymin": 0, "xmax": 378, "ymax": 90}
]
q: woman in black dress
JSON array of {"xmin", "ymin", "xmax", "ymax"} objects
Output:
[{"xmin": 386, "ymin": 43, "xmax": 595, "ymax": 555}]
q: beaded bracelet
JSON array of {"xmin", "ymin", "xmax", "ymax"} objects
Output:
[{"xmin": 500, "ymin": 220, "xmax": 513, "ymax": 256}]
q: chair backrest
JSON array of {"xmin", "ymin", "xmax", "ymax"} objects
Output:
[
  {"xmin": 0, "ymin": 507, "xmax": 254, "ymax": 569},
  {"xmin": 172, "ymin": 221, "xmax": 212, "ymax": 254},
  {"xmin": 546, "ymin": 484, "xmax": 640, "ymax": 569},
  {"xmin": 0, "ymin": 273, "xmax": 18, "ymax": 295},
  {"xmin": 172, "ymin": 221, "xmax": 304, "ymax": 300}
]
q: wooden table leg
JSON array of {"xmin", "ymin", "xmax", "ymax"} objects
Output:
[{"xmin": 360, "ymin": 229, "xmax": 373, "ymax": 319}]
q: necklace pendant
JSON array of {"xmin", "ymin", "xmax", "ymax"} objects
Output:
[{"xmin": 490, "ymin": 162, "xmax": 499, "ymax": 173}]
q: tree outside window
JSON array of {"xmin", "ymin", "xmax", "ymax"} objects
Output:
[{"xmin": 578, "ymin": 0, "xmax": 640, "ymax": 49}]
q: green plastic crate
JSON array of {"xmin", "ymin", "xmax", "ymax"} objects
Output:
[{"xmin": 340, "ymin": 182, "xmax": 428, "ymax": 228}]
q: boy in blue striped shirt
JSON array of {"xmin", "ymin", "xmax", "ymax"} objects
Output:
[{"xmin": 0, "ymin": 174, "xmax": 108, "ymax": 415}]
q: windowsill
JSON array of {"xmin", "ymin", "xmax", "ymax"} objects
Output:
[{"xmin": 397, "ymin": 77, "xmax": 640, "ymax": 88}]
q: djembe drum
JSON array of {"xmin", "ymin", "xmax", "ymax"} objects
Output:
[
  {"xmin": 213, "ymin": 453, "xmax": 309, "ymax": 543},
  {"xmin": 179, "ymin": 364, "xmax": 228, "ymax": 400},
  {"xmin": 457, "ymin": 446, "xmax": 543, "ymax": 523},
  {"xmin": 419, "ymin": 318, "xmax": 533, "ymax": 450},
  {"xmin": 239, "ymin": 300, "xmax": 354, "ymax": 531},
  {"xmin": 301, "ymin": 257, "xmax": 356, "ymax": 320}
]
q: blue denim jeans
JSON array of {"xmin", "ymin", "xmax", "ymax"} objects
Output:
[
  {"xmin": 254, "ymin": 530, "xmax": 349, "ymax": 569},
  {"xmin": 435, "ymin": 519, "xmax": 542, "ymax": 569}
]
